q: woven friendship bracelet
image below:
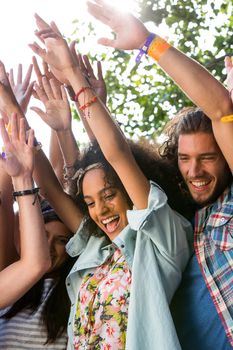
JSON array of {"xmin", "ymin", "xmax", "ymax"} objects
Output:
[
  {"xmin": 79, "ymin": 96, "xmax": 97, "ymax": 111},
  {"xmin": 74, "ymin": 86, "xmax": 92, "ymax": 102}
]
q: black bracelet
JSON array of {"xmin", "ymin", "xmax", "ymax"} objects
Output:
[{"xmin": 13, "ymin": 187, "xmax": 40, "ymax": 205}]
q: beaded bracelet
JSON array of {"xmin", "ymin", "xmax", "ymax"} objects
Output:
[{"xmin": 13, "ymin": 187, "xmax": 40, "ymax": 205}]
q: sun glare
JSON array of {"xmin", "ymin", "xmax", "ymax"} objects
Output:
[{"xmin": 107, "ymin": 0, "xmax": 137, "ymax": 12}]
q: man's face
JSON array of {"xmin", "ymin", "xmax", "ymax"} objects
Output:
[{"xmin": 178, "ymin": 132, "xmax": 230, "ymax": 206}]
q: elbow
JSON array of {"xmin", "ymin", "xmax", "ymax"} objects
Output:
[
  {"xmin": 214, "ymin": 93, "xmax": 233, "ymax": 121},
  {"xmin": 29, "ymin": 256, "xmax": 52, "ymax": 279}
]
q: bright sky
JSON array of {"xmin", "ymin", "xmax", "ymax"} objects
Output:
[
  {"xmin": 0, "ymin": 0, "xmax": 88, "ymax": 153},
  {"xmin": 0, "ymin": 0, "xmax": 137, "ymax": 154}
]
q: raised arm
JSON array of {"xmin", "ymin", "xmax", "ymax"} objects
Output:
[
  {"xmin": 0, "ymin": 114, "xmax": 51, "ymax": 308},
  {"xmin": 0, "ymin": 61, "xmax": 83, "ymax": 234},
  {"xmin": 87, "ymin": 0, "xmax": 232, "ymax": 118},
  {"xmin": 31, "ymin": 74, "xmax": 80, "ymax": 187},
  {"xmin": 30, "ymin": 16, "xmax": 150, "ymax": 209},
  {"xmin": 87, "ymin": 0, "xmax": 233, "ymax": 170},
  {"xmin": 0, "ymin": 169, "xmax": 16, "ymax": 271},
  {"xmin": 70, "ymin": 42, "xmax": 108, "ymax": 142}
]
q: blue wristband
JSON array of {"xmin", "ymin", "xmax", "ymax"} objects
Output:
[{"xmin": 135, "ymin": 33, "xmax": 156, "ymax": 64}]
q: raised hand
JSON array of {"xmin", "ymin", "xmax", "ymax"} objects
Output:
[
  {"xmin": 0, "ymin": 62, "xmax": 21, "ymax": 122},
  {"xmin": 87, "ymin": 0, "xmax": 149, "ymax": 50},
  {"xmin": 70, "ymin": 41, "xmax": 107, "ymax": 104},
  {"xmin": 31, "ymin": 77, "xmax": 72, "ymax": 131},
  {"xmin": 9, "ymin": 64, "xmax": 34, "ymax": 114},
  {"xmin": 0, "ymin": 114, "xmax": 34, "ymax": 178},
  {"xmin": 29, "ymin": 14, "xmax": 76, "ymax": 84},
  {"xmin": 32, "ymin": 56, "xmax": 62, "ymax": 96}
]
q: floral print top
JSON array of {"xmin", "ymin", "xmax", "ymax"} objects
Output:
[{"xmin": 73, "ymin": 247, "xmax": 131, "ymax": 350}]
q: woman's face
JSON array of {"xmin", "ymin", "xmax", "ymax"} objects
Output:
[
  {"xmin": 82, "ymin": 168, "xmax": 131, "ymax": 240},
  {"xmin": 45, "ymin": 220, "xmax": 73, "ymax": 275}
]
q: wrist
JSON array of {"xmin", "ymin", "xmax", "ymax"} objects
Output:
[
  {"xmin": 66, "ymin": 67, "xmax": 86, "ymax": 91},
  {"xmin": 12, "ymin": 175, "xmax": 34, "ymax": 192},
  {"xmin": 56, "ymin": 128, "xmax": 73, "ymax": 139},
  {"xmin": 138, "ymin": 30, "xmax": 151, "ymax": 49},
  {"xmin": 63, "ymin": 66, "xmax": 81, "ymax": 85},
  {"xmin": 136, "ymin": 33, "xmax": 156, "ymax": 64}
]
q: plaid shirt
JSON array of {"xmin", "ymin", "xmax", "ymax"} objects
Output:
[{"xmin": 194, "ymin": 183, "xmax": 233, "ymax": 346}]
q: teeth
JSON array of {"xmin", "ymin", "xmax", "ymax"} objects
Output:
[
  {"xmin": 102, "ymin": 215, "xmax": 119, "ymax": 225},
  {"xmin": 191, "ymin": 181, "xmax": 209, "ymax": 187}
]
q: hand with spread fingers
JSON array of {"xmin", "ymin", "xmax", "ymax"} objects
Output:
[
  {"xmin": 29, "ymin": 14, "xmax": 76, "ymax": 85},
  {"xmin": 9, "ymin": 64, "xmax": 34, "ymax": 115},
  {"xmin": 70, "ymin": 41, "xmax": 107, "ymax": 105},
  {"xmin": 32, "ymin": 56, "xmax": 62, "ymax": 98},
  {"xmin": 87, "ymin": 0, "xmax": 149, "ymax": 50},
  {"xmin": 31, "ymin": 77, "xmax": 72, "ymax": 132},
  {"xmin": 0, "ymin": 114, "xmax": 34, "ymax": 179}
]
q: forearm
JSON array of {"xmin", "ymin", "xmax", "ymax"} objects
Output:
[
  {"xmin": 49, "ymin": 129, "xmax": 64, "ymax": 184},
  {"xmin": 56, "ymin": 128, "xmax": 80, "ymax": 167},
  {"xmin": 0, "ymin": 174, "xmax": 52, "ymax": 308},
  {"xmin": 67, "ymin": 67, "xmax": 130, "ymax": 164},
  {"xmin": 12, "ymin": 175, "xmax": 50, "ymax": 270},
  {"xmin": 0, "ymin": 171, "xmax": 16, "ymax": 270},
  {"xmin": 152, "ymin": 43, "xmax": 233, "ymax": 119},
  {"xmin": 34, "ymin": 149, "xmax": 64, "ymax": 203},
  {"xmin": 34, "ymin": 149, "xmax": 83, "ymax": 233},
  {"xmin": 76, "ymin": 105, "xmax": 96, "ymax": 142}
]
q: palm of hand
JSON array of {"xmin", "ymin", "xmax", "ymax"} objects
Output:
[
  {"xmin": 89, "ymin": 77, "xmax": 106, "ymax": 103},
  {"xmin": 45, "ymin": 100, "xmax": 71, "ymax": 131},
  {"xmin": 3, "ymin": 142, "xmax": 33, "ymax": 178},
  {"xmin": 110, "ymin": 14, "xmax": 149, "ymax": 50}
]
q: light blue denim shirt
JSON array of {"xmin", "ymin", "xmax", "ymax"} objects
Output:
[{"xmin": 66, "ymin": 181, "xmax": 193, "ymax": 350}]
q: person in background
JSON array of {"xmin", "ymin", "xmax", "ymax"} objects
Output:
[
  {"xmin": 0, "ymin": 113, "xmax": 51, "ymax": 309},
  {"xmin": 0, "ymin": 63, "xmax": 75, "ymax": 349}
]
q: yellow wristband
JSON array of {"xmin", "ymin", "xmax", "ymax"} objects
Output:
[{"xmin": 220, "ymin": 115, "xmax": 233, "ymax": 122}]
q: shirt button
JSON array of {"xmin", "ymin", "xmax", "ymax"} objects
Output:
[
  {"xmin": 73, "ymin": 266, "xmax": 77, "ymax": 271},
  {"xmin": 67, "ymin": 282, "xmax": 70, "ymax": 286},
  {"xmin": 121, "ymin": 244, "xmax": 125, "ymax": 248},
  {"xmin": 68, "ymin": 322, "xmax": 71, "ymax": 325}
]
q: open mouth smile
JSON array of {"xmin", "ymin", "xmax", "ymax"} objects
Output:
[{"xmin": 101, "ymin": 215, "xmax": 120, "ymax": 233}]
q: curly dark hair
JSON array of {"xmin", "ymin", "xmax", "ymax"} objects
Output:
[{"xmin": 68, "ymin": 139, "xmax": 196, "ymax": 236}]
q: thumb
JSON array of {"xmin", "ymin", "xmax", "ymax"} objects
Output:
[{"xmin": 98, "ymin": 37, "xmax": 117, "ymax": 48}]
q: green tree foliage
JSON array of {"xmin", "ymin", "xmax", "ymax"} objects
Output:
[{"xmin": 71, "ymin": 0, "xmax": 233, "ymax": 139}]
